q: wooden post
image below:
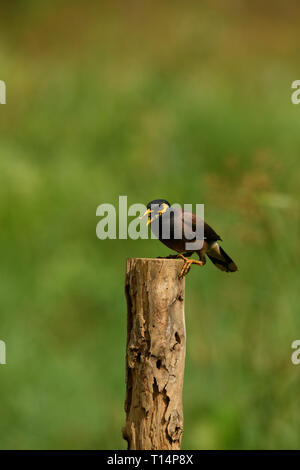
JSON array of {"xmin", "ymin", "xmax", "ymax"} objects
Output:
[{"xmin": 123, "ymin": 258, "xmax": 186, "ymax": 450}]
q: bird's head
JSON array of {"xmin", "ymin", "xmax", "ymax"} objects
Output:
[{"xmin": 141, "ymin": 199, "xmax": 171, "ymax": 225}]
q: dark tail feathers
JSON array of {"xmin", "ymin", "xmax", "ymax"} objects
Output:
[{"xmin": 207, "ymin": 245, "xmax": 238, "ymax": 273}]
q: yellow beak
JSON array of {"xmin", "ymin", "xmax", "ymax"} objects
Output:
[{"xmin": 139, "ymin": 208, "xmax": 153, "ymax": 222}]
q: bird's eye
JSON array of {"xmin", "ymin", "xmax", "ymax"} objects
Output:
[{"xmin": 158, "ymin": 203, "xmax": 168, "ymax": 215}]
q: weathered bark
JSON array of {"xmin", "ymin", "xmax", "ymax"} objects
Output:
[{"xmin": 123, "ymin": 258, "xmax": 186, "ymax": 450}]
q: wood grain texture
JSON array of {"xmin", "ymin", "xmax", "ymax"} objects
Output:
[{"xmin": 123, "ymin": 258, "xmax": 186, "ymax": 450}]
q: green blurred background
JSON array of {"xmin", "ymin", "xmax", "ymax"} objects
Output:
[{"xmin": 0, "ymin": 0, "xmax": 300, "ymax": 449}]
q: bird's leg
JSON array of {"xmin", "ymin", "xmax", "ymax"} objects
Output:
[
  {"xmin": 157, "ymin": 252, "xmax": 194, "ymax": 260},
  {"xmin": 181, "ymin": 252, "xmax": 194, "ymax": 258},
  {"xmin": 176, "ymin": 254, "xmax": 204, "ymax": 279}
]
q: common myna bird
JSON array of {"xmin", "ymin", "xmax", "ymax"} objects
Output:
[{"xmin": 142, "ymin": 199, "xmax": 238, "ymax": 278}]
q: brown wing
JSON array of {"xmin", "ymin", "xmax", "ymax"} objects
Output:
[{"xmin": 182, "ymin": 211, "xmax": 222, "ymax": 243}]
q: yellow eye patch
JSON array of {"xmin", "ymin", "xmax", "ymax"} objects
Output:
[{"xmin": 158, "ymin": 203, "xmax": 168, "ymax": 215}]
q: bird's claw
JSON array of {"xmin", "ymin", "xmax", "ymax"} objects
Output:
[{"xmin": 177, "ymin": 254, "xmax": 204, "ymax": 279}]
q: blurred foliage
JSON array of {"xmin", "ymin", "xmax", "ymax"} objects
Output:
[{"xmin": 0, "ymin": 0, "xmax": 300, "ymax": 449}]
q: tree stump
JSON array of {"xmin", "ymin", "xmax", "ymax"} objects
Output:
[{"xmin": 123, "ymin": 258, "xmax": 186, "ymax": 450}]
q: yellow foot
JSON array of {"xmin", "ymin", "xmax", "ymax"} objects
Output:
[{"xmin": 177, "ymin": 254, "xmax": 204, "ymax": 279}]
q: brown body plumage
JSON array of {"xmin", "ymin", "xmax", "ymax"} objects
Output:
[{"xmin": 145, "ymin": 199, "xmax": 238, "ymax": 275}]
